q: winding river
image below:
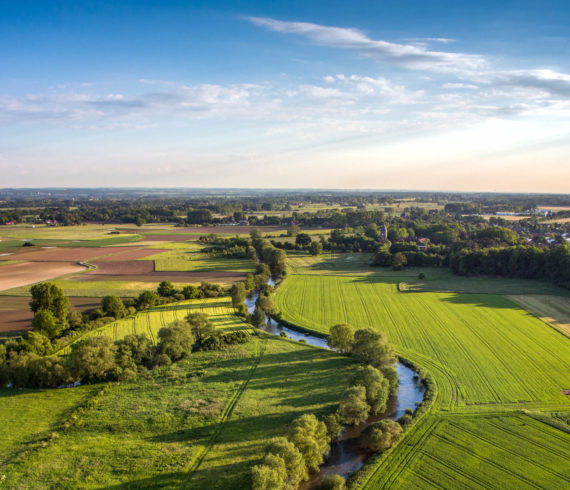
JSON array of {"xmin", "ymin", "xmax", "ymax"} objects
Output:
[{"xmin": 244, "ymin": 280, "xmax": 425, "ymax": 487}]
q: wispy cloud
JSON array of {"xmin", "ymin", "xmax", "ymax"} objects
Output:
[{"xmin": 246, "ymin": 17, "xmax": 486, "ymax": 73}]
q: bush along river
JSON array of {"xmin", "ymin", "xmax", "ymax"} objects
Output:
[{"xmin": 244, "ymin": 280, "xmax": 425, "ymax": 488}]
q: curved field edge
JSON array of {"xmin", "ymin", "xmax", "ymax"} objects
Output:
[{"xmin": 274, "ymin": 274, "xmax": 570, "ymax": 408}]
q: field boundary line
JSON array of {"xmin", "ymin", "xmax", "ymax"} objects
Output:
[{"xmin": 184, "ymin": 337, "xmax": 267, "ymax": 485}]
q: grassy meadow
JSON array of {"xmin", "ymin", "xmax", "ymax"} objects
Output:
[{"xmin": 274, "ymin": 253, "xmax": 570, "ymax": 488}]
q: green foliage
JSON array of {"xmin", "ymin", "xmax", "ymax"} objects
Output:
[
  {"xmin": 339, "ymin": 385, "xmax": 370, "ymax": 425},
  {"xmin": 360, "ymin": 419, "xmax": 402, "ymax": 452},
  {"xmin": 380, "ymin": 365, "xmax": 399, "ymax": 396},
  {"xmin": 157, "ymin": 280, "xmax": 177, "ymax": 297},
  {"xmin": 70, "ymin": 336, "xmax": 117, "ymax": 382},
  {"xmin": 29, "ymin": 282, "xmax": 69, "ymax": 323},
  {"xmin": 391, "ymin": 251, "xmax": 407, "ymax": 270},
  {"xmin": 328, "ymin": 323, "xmax": 355, "ymax": 354},
  {"xmin": 288, "ymin": 413, "xmax": 330, "ymax": 472},
  {"xmin": 181, "ymin": 284, "xmax": 200, "ymax": 299},
  {"xmin": 20, "ymin": 331, "xmax": 53, "ymax": 356},
  {"xmin": 185, "ymin": 312, "xmax": 214, "ymax": 344},
  {"xmin": 102, "ymin": 295, "xmax": 127, "ymax": 319},
  {"xmin": 351, "ymin": 365, "xmax": 390, "ymax": 415},
  {"xmin": 136, "ymin": 290, "xmax": 158, "ymax": 309},
  {"xmin": 252, "ymin": 307, "xmax": 267, "ymax": 328},
  {"xmin": 352, "ymin": 328, "xmax": 396, "ymax": 368},
  {"xmin": 319, "ymin": 474, "xmax": 347, "ymax": 490},
  {"xmin": 32, "ymin": 309, "xmax": 61, "ymax": 339},
  {"xmin": 309, "ymin": 241, "xmax": 323, "ymax": 256},
  {"xmin": 157, "ymin": 320, "xmax": 195, "ymax": 361},
  {"xmin": 251, "ymin": 453, "xmax": 287, "ymax": 490},
  {"xmin": 323, "ymin": 412, "xmax": 343, "ymax": 442},
  {"xmin": 265, "ymin": 437, "xmax": 308, "ymax": 486},
  {"xmin": 230, "ymin": 282, "xmax": 247, "ymax": 307}
]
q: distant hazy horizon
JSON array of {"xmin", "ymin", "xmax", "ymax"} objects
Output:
[{"xmin": 1, "ymin": 1, "xmax": 569, "ymax": 192}]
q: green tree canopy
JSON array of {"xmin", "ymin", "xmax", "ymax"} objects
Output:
[
  {"xmin": 102, "ymin": 295, "xmax": 127, "ymax": 319},
  {"xmin": 265, "ymin": 437, "xmax": 308, "ymax": 486},
  {"xmin": 352, "ymin": 328, "xmax": 396, "ymax": 367},
  {"xmin": 29, "ymin": 282, "xmax": 69, "ymax": 323},
  {"xmin": 328, "ymin": 323, "xmax": 355, "ymax": 354},
  {"xmin": 31, "ymin": 309, "xmax": 61, "ymax": 339},
  {"xmin": 360, "ymin": 419, "xmax": 403, "ymax": 452},
  {"xmin": 157, "ymin": 320, "xmax": 195, "ymax": 361},
  {"xmin": 186, "ymin": 312, "xmax": 214, "ymax": 344},
  {"xmin": 70, "ymin": 336, "xmax": 117, "ymax": 382},
  {"xmin": 339, "ymin": 385, "xmax": 370, "ymax": 425},
  {"xmin": 287, "ymin": 413, "xmax": 330, "ymax": 472},
  {"xmin": 351, "ymin": 365, "xmax": 390, "ymax": 414}
]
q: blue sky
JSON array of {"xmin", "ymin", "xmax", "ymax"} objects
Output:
[{"xmin": 1, "ymin": 0, "xmax": 569, "ymax": 191}]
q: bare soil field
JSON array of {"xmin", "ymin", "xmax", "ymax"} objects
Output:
[
  {"xmin": 0, "ymin": 297, "xmax": 100, "ymax": 334},
  {"xmin": 0, "ymin": 246, "xmax": 138, "ymax": 262},
  {"xmin": 0, "ymin": 262, "xmax": 85, "ymax": 291},
  {"xmin": 69, "ymin": 270, "xmax": 247, "ymax": 284},
  {"xmin": 95, "ymin": 248, "xmax": 168, "ymax": 261},
  {"xmin": 88, "ymin": 261, "xmax": 155, "ymax": 275},
  {"xmin": 137, "ymin": 234, "xmax": 200, "ymax": 242}
]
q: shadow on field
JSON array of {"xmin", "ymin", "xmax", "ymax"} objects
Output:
[
  {"xmin": 439, "ymin": 293, "xmax": 518, "ymax": 309},
  {"xmin": 106, "ymin": 471, "xmax": 186, "ymax": 489}
]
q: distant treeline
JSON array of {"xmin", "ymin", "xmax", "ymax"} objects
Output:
[{"xmin": 450, "ymin": 243, "xmax": 570, "ymax": 289}]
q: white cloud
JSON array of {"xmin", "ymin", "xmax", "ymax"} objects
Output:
[{"xmin": 246, "ymin": 17, "xmax": 486, "ymax": 73}]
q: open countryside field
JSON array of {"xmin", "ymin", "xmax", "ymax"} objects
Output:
[
  {"xmin": 508, "ymin": 294, "xmax": 570, "ymax": 336},
  {"xmin": 1, "ymin": 297, "xmax": 356, "ymax": 488},
  {"xmin": 275, "ymin": 254, "xmax": 570, "ymax": 488},
  {"xmin": 359, "ymin": 412, "xmax": 570, "ymax": 489}
]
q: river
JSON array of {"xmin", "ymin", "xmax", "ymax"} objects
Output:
[{"xmin": 244, "ymin": 280, "xmax": 425, "ymax": 487}]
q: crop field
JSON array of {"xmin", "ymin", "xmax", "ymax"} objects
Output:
[
  {"xmin": 276, "ymin": 274, "xmax": 570, "ymax": 408},
  {"xmin": 508, "ymin": 294, "xmax": 570, "ymax": 336},
  {"xmin": 360, "ymin": 413, "xmax": 570, "ymax": 489},
  {"xmin": 276, "ymin": 254, "xmax": 570, "ymax": 488},
  {"xmin": 56, "ymin": 298, "xmax": 246, "ymax": 355},
  {"xmin": 145, "ymin": 242, "xmax": 256, "ymax": 274},
  {"xmin": 2, "ymin": 332, "xmax": 356, "ymax": 488}
]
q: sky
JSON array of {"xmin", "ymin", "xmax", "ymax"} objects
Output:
[{"xmin": 1, "ymin": 0, "xmax": 570, "ymax": 192}]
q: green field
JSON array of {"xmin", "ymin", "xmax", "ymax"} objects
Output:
[
  {"xmin": 360, "ymin": 413, "xmax": 570, "ymax": 489},
  {"xmin": 1, "ymin": 310, "xmax": 356, "ymax": 488},
  {"xmin": 145, "ymin": 243, "xmax": 256, "ymax": 273},
  {"xmin": 275, "ymin": 254, "xmax": 570, "ymax": 488}
]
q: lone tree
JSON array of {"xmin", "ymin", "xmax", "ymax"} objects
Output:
[
  {"xmin": 328, "ymin": 323, "xmax": 355, "ymax": 354},
  {"xmin": 339, "ymin": 385, "xmax": 370, "ymax": 425},
  {"xmin": 287, "ymin": 414, "xmax": 330, "ymax": 472},
  {"xmin": 186, "ymin": 312, "xmax": 214, "ymax": 345},
  {"xmin": 136, "ymin": 290, "xmax": 158, "ymax": 309},
  {"xmin": 30, "ymin": 282, "xmax": 69, "ymax": 323},
  {"xmin": 320, "ymin": 475, "xmax": 347, "ymax": 490},
  {"xmin": 352, "ymin": 328, "xmax": 396, "ymax": 367}
]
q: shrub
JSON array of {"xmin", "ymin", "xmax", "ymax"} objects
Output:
[
  {"xmin": 351, "ymin": 328, "xmax": 396, "ymax": 367},
  {"xmin": 251, "ymin": 453, "xmax": 287, "ymax": 490},
  {"xmin": 265, "ymin": 437, "xmax": 307, "ymax": 486},
  {"xmin": 360, "ymin": 419, "xmax": 403, "ymax": 452},
  {"xmin": 320, "ymin": 474, "xmax": 346, "ymax": 490}
]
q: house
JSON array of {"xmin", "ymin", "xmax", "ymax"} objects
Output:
[
  {"xmin": 379, "ymin": 223, "xmax": 388, "ymax": 241},
  {"xmin": 45, "ymin": 219, "xmax": 57, "ymax": 226},
  {"xmin": 3, "ymin": 220, "xmax": 16, "ymax": 225},
  {"xmin": 417, "ymin": 237, "xmax": 430, "ymax": 251}
]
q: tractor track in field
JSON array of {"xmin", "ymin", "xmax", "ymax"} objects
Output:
[{"xmin": 184, "ymin": 337, "xmax": 267, "ymax": 486}]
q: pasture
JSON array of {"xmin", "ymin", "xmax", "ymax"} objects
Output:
[{"xmin": 1, "ymin": 328, "xmax": 356, "ymax": 488}]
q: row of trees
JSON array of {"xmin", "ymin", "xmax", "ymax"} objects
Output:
[
  {"xmin": 1, "ymin": 312, "xmax": 249, "ymax": 388},
  {"xmin": 450, "ymin": 243, "xmax": 570, "ymax": 289}
]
